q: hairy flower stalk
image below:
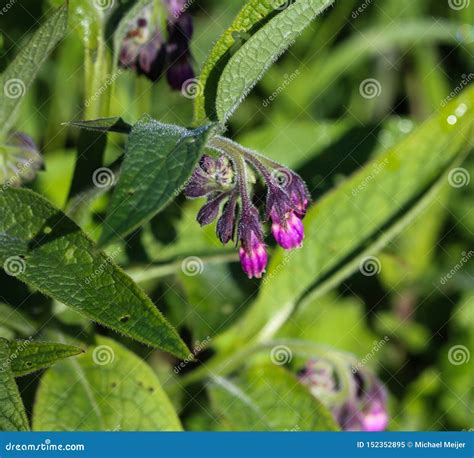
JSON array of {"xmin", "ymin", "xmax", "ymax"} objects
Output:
[
  {"xmin": 184, "ymin": 136, "xmax": 311, "ymax": 278},
  {"xmin": 299, "ymin": 358, "xmax": 389, "ymax": 431}
]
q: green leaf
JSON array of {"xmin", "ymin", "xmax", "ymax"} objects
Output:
[
  {"xmin": 9, "ymin": 340, "xmax": 84, "ymax": 377},
  {"xmin": 0, "ymin": 4, "xmax": 68, "ymax": 136},
  {"xmin": 33, "ymin": 337, "xmax": 183, "ymax": 431},
  {"xmin": 66, "ymin": 117, "xmax": 132, "ymax": 134},
  {"xmin": 0, "ymin": 188, "xmax": 189, "ymax": 359},
  {"xmin": 194, "ymin": 0, "xmax": 278, "ymax": 124},
  {"xmin": 99, "ymin": 117, "xmax": 215, "ymax": 246},
  {"xmin": 208, "ymin": 363, "xmax": 339, "ymax": 431},
  {"xmin": 215, "ymin": 86, "xmax": 474, "ymax": 352},
  {"xmin": 0, "ymin": 339, "xmax": 29, "ymax": 431},
  {"xmin": 195, "ymin": 0, "xmax": 335, "ymax": 124}
]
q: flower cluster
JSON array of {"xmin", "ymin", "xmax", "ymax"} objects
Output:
[
  {"xmin": 118, "ymin": 0, "xmax": 194, "ymax": 89},
  {"xmin": 299, "ymin": 359, "xmax": 389, "ymax": 431},
  {"xmin": 184, "ymin": 137, "xmax": 310, "ymax": 279}
]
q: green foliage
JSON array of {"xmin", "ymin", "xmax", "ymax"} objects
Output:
[
  {"xmin": 0, "ymin": 188, "xmax": 189, "ymax": 359},
  {"xmin": 0, "ymin": 5, "xmax": 67, "ymax": 136},
  {"xmin": 215, "ymin": 86, "xmax": 474, "ymax": 352},
  {"xmin": 33, "ymin": 337, "xmax": 183, "ymax": 431},
  {"xmin": 208, "ymin": 363, "xmax": 339, "ymax": 431},
  {"xmin": 0, "ymin": 339, "xmax": 29, "ymax": 431},
  {"xmin": 99, "ymin": 118, "xmax": 215, "ymax": 246},
  {"xmin": 9, "ymin": 340, "xmax": 84, "ymax": 377}
]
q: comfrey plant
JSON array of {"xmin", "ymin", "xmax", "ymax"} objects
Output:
[
  {"xmin": 299, "ymin": 359, "xmax": 388, "ymax": 431},
  {"xmin": 184, "ymin": 136, "xmax": 310, "ymax": 278}
]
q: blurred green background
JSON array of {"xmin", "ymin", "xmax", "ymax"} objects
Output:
[{"xmin": 0, "ymin": 0, "xmax": 472, "ymax": 431}]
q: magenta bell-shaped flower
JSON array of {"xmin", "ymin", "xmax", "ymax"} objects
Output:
[
  {"xmin": 362, "ymin": 400, "xmax": 389, "ymax": 432},
  {"xmin": 271, "ymin": 209, "xmax": 304, "ymax": 250},
  {"xmin": 239, "ymin": 232, "xmax": 268, "ymax": 279}
]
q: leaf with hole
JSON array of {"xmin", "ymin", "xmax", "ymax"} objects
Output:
[
  {"xmin": 33, "ymin": 337, "xmax": 182, "ymax": 431},
  {"xmin": 9, "ymin": 340, "xmax": 84, "ymax": 377},
  {"xmin": 0, "ymin": 188, "xmax": 190, "ymax": 359}
]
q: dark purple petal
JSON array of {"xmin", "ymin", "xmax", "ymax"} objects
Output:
[
  {"xmin": 166, "ymin": 56, "xmax": 195, "ymax": 91},
  {"xmin": 216, "ymin": 194, "xmax": 238, "ymax": 244},
  {"xmin": 197, "ymin": 194, "xmax": 227, "ymax": 226},
  {"xmin": 137, "ymin": 34, "xmax": 166, "ymax": 81}
]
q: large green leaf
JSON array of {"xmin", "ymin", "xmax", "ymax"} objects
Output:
[
  {"xmin": 0, "ymin": 339, "xmax": 29, "ymax": 431},
  {"xmin": 0, "ymin": 5, "xmax": 67, "ymax": 136},
  {"xmin": 0, "ymin": 188, "xmax": 189, "ymax": 359},
  {"xmin": 214, "ymin": 0, "xmax": 334, "ymax": 123},
  {"xmin": 9, "ymin": 340, "xmax": 84, "ymax": 377},
  {"xmin": 208, "ymin": 363, "xmax": 339, "ymax": 431},
  {"xmin": 33, "ymin": 337, "xmax": 183, "ymax": 431},
  {"xmin": 214, "ymin": 86, "xmax": 474, "ymax": 352},
  {"xmin": 99, "ymin": 118, "xmax": 215, "ymax": 246},
  {"xmin": 194, "ymin": 0, "xmax": 335, "ymax": 124}
]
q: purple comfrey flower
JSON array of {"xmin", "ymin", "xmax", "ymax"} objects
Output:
[
  {"xmin": 271, "ymin": 209, "xmax": 304, "ymax": 250},
  {"xmin": 238, "ymin": 205, "xmax": 267, "ymax": 279},
  {"xmin": 299, "ymin": 359, "xmax": 389, "ymax": 432},
  {"xmin": 184, "ymin": 136, "xmax": 311, "ymax": 279},
  {"xmin": 184, "ymin": 155, "xmax": 234, "ymax": 199},
  {"xmin": 118, "ymin": 1, "xmax": 194, "ymax": 89}
]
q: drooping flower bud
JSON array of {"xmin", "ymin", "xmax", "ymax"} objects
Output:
[
  {"xmin": 216, "ymin": 193, "xmax": 238, "ymax": 244},
  {"xmin": 271, "ymin": 209, "xmax": 304, "ymax": 250},
  {"xmin": 238, "ymin": 206, "xmax": 267, "ymax": 279},
  {"xmin": 197, "ymin": 193, "xmax": 228, "ymax": 226}
]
